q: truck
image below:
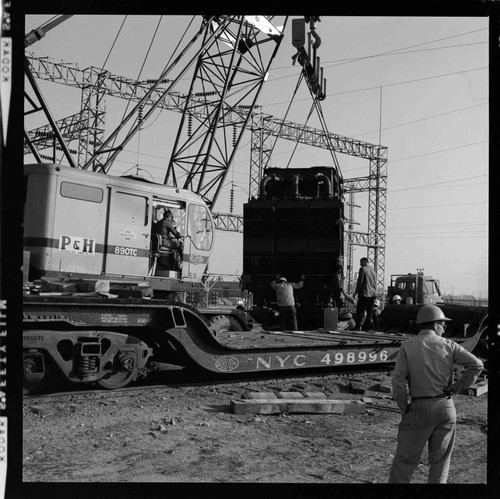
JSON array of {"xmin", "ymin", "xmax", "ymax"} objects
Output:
[
  {"xmin": 386, "ymin": 272, "xmax": 443, "ymax": 305},
  {"xmin": 378, "ymin": 272, "xmax": 488, "ymax": 352}
]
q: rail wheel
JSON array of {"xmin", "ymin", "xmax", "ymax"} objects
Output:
[
  {"xmin": 23, "ymin": 351, "xmax": 63, "ymax": 395},
  {"xmin": 97, "ymin": 353, "xmax": 139, "ymax": 390}
]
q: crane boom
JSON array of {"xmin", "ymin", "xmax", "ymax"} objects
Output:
[{"xmin": 25, "ymin": 15, "xmax": 73, "ymax": 47}]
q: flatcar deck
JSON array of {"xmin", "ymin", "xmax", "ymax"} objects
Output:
[
  {"xmin": 215, "ymin": 328, "xmax": 406, "ymax": 349},
  {"xmin": 23, "ymin": 296, "xmax": 484, "ymax": 389}
]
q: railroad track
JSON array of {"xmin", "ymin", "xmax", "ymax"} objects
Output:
[{"xmin": 23, "ymin": 362, "xmax": 394, "ymax": 400}]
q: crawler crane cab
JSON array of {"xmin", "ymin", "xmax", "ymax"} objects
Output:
[{"xmin": 23, "ymin": 163, "xmax": 214, "ymax": 293}]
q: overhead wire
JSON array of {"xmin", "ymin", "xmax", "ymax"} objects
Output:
[
  {"xmin": 270, "ymin": 27, "xmax": 487, "ymax": 77},
  {"xmin": 113, "ymin": 16, "xmax": 164, "ymax": 170},
  {"xmin": 351, "ymin": 102, "xmax": 487, "ymax": 140},
  {"xmin": 322, "ymin": 27, "xmax": 488, "ymax": 69},
  {"xmin": 100, "ymin": 16, "xmax": 128, "ymax": 70},
  {"xmin": 390, "ymin": 140, "xmax": 488, "ymax": 164},
  {"xmin": 101, "ymin": 16, "xmax": 198, "ymax": 171},
  {"xmin": 390, "ymin": 200, "xmax": 487, "ymax": 210}
]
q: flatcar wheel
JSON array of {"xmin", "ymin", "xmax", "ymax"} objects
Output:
[{"xmin": 97, "ymin": 369, "xmax": 138, "ymax": 390}]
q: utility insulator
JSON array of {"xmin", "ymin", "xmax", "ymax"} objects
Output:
[{"xmin": 230, "ymin": 184, "xmax": 235, "ymax": 213}]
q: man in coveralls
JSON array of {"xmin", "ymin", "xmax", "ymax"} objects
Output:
[
  {"xmin": 388, "ymin": 304, "xmax": 483, "ymax": 483},
  {"xmin": 352, "ymin": 257, "xmax": 377, "ymax": 330},
  {"xmin": 270, "ymin": 274, "xmax": 305, "ymax": 331}
]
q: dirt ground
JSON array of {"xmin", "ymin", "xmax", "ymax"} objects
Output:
[{"xmin": 21, "ymin": 368, "xmax": 488, "ymax": 492}]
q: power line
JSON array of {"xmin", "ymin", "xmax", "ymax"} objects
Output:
[
  {"xmin": 389, "ymin": 236, "xmax": 487, "ymax": 241},
  {"xmin": 272, "ymin": 27, "xmax": 487, "ymax": 74},
  {"xmin": 390, "ymin": 176, "xmax": 487, "ymax": 193},
  {"xmin": 323, "ymin": 28, "xmax": 488, "ymax": 69},
  {"xmin": 389, "ymin": 159, "xmax": 487, "ymax": 178},
  {"xmin": 388, "ymin": 229, "xmax": 487, "ymax": 236},
  {"xmin": 325, "ymin": 42, "xmax": 487, "ymax": 65},
  {"xmin": 390, "ymin": 221, "xmax": 487, "ymax": 229},
  {"xmin": 390, "ymin": 140, "xmax": 488, "ymax": 164},
  {"xmin": 388, "ymin": 251, "xmax": 487, "ymax": 267},
  {"xmin": 388, "ymin": 201, "xmax": 487, "ymax": 210},
  {"xmin": 336, "ymin": 66, "xmax": 488, "ymax": 95},
  {"xmin": 351, "ymin": 102, "xmax": 487, "ymax": 140},
  {"xmin": 265, "ymin": 66, "xmax": 486, "ymax": 108}
]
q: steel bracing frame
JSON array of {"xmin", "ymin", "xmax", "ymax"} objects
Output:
[
  {"xmin": 164, "ymin": 16, "xmax": 286, "ymax": 208},
  {"xmin": 250, "ymin": 118, "xmax": 388, "ymax": 290}
]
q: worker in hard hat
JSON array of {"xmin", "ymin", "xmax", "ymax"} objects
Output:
[
  {"xmin": 352, "ymin": 257, "xmax": 377, "ymax": 331},
  {"xmin": 371, "ymin": 298, "xmax": 381, "ymax": 329},
  {"xmin": 270, "ymin": 273, "xmax": 305, "ymax": 330},
  {"xmin": 388, "ymin": 304, "xmax": 483, "ymax": 484},
  {"xmin": 392, "ymin": 294, "xmax": 402, "ymax": 305}
]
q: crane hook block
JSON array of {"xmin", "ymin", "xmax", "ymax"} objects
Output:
[{"xmin": 291, "ymin": 18, "xmax": 306, "ymax": 49}]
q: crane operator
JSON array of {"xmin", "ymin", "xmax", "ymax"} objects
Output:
[{"xmin": 153, "ymin": 209, "xmax": 183, "ymax": 270}]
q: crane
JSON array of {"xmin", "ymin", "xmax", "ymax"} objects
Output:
[
  {"xmin": 24, "ymin": 15, "xmax": 386, "ymax": 287},
  {"xmin": 24, "ymin": 15, "xmax": 288, "ymax": 209}
]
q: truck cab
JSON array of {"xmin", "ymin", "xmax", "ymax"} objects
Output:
[{"xmin": 387, "ymin": 272, "xmax": 442, "ymax": 305}]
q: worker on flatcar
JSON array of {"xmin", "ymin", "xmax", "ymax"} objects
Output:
[{"xmin": 271, "ymin": 274, "xmax": 305, "ymax": 331}]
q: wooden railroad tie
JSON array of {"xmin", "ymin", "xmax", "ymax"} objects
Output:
[
  {"xmin": 460, "ymin": 379, "xmax": 488, "ymax": 397},
  {"xmin": 232, "ymin": 391, "xmax": 366, "ymax": 415}
]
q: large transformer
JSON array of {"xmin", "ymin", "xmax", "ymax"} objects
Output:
[{"xmin": 242, "ymin": 166, "xmax": 344, "ymax": 328}]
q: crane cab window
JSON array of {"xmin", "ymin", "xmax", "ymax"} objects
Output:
[
  {"xmin": 113, "ymin": 192, "xmax": 148, "ymax": 226},
  {"xmin": 188, "ymin": 204, "xmax": 213, "ymax": 251},
  {"xmin": 60, "ymin": 181, "xmax": 103, "ymax": 203},
  {"xmin": 152, "ymin": 201, "xmax": 186, "ymax": 235}
]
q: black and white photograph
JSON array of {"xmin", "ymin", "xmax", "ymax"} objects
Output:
[{"xmin": 1, "ymin": 3, "xmax": 498, "ymax": 498}]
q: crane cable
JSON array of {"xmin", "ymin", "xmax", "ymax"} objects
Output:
[
  {"xmin": 284, "ymin": 96, "xmax": 316, "ymax": 169},
  {"xmin": 267, "ymin": 25, "xmax": 341, "ymax": 177},
  {"xmin": 267, "ymin": 71, "xmax": 305, "ymax": 167},
  {"xmin": 311, "ymin": 96, "xmax": 342, "ymax": 177},
  {"xmin": 280, "ymin": 74, "xmax": 342, "ymax": 178}
]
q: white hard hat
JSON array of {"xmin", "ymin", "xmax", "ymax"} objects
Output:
[
  {"xmin": 392, "ymin": 294, "xmax": 402, "ymax": 302},
  {"xmin": 374, "ymin": 298, "xmax": 380, "ymax": 307},
  {"xmin": 278, "ymin": 277, "xmax": 287, "ymax": 282}
]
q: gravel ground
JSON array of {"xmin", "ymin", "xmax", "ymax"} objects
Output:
[{"xmin": 21, "ymin": 370, "xmax": 488, "ymax": 494}]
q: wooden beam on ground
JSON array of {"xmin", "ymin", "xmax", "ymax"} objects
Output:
[
  {"xmin": 462, "ymin": 380, "xmax": 488, "ymax": 397},
  {"xmin": 230, "ymin": 398, "xmax": 366, "ymax": 415}
]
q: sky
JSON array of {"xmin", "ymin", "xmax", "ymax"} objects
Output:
[{"xmin": 23, "ymin": 14, "xmax": 489, "ymax": 297}]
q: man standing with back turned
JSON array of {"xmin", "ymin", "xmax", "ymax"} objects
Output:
[
  {"xmin": 352, "ymin": 257, "xmax": 377, "ymax": 331},
  {"xmin": 388, "ymin": 304, "xmax": 483, "ymax": 484},
  {"xmin": 271, "ymin": 274, "xmax": 305, "ymax": 331}
]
